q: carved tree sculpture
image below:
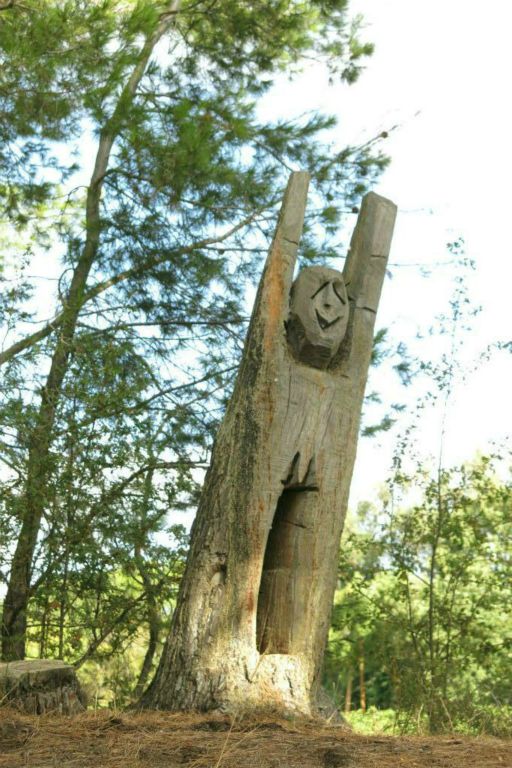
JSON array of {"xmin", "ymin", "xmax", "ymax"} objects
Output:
[{"xmin": 142, "ymin": 172, "xmax": 397, "ymax": 715}]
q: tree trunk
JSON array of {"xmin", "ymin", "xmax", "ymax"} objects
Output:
[
  {"xmin": 0, "ymin": 3, "xmax": 180, "ymax": 661},
  {"xmin": 133, "ymin": 468, "xmax": 162, "ymax": 700},
  {"xmin": 0, "ymin": 660, "xmax": 86, "ymax": 715},
  {"xmin": 358, "ymin": 638, "xmax": 366, "ymax": 712},
  {"xmin": 344, "ymin": 668, "xmax": 353, "ymax": 714},
  {"xmin": 142, "ymin": 172, "xmax": 396, "ymax": 715}
]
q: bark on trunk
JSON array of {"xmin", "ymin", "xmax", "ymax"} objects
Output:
[
  {"xmin": 0, "ymin": 660, "xmax": 86, "ymax": 715},
  {"xmin": 142, "ymin": 172, "xmax": 396, "ymax": 716}
]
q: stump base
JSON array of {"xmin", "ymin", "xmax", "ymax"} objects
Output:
[{"xmin": 0, "ymin": 660, "xmax": 86, "ymax": 715}]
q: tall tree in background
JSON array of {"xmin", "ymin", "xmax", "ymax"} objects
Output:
[
  {"xmin": 327, "ymin": 454, "xmax": 512, "ymax": 733},
  {"xmin": 324, "ymin": 253, "xmax": 512, "ymax": 734},
  {"xmin": 0, "ymin": 1, "xmax": 387, "ymax": 660}
]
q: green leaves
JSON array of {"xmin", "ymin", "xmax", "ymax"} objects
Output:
[
  {"xmin": 0, "ymin": 0, "xmax": 387, "ymax": 670},
  {"xmin": 328, "ymin": 454, "xmax": 512, "ymax": 733}
]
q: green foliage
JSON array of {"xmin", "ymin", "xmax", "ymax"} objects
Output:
[
  {"xmin": 325, "ymin": 454, "xmax": 512, "ymax": 735},
  {"xmin": 360, "ymin": 328, "xmax": 413, "ymax": 438},
  {"xmin": 324, "ymin": 253, "xmax": 512, "ymax": 736},
  {"xmin": 345, "ymin": 707, "xmax": 420, "ymax": 735},
  {"xmin": 18, "ymin": 335, "xmax": 192, "ymax": 684},
  {"xmin": 0, "ymin": 0, "xmax": 388, "ymax": 671}
]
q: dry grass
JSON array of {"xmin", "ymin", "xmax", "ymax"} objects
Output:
[{"xmin": 0, "ymin": 707, "xmax": 510, "ymax": 768}]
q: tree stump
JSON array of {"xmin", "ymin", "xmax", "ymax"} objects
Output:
[
  {"xmin": 142, "ymin": 172, "xmax": 397, "ymax": 716},
  {"xmin": 0, "ymin": 660, "xmax": 86, "ymax": 715}
]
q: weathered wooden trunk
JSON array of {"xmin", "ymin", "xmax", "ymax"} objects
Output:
[
  {"xmin": 142, "ymin": 173, "xmax": 396, "ymax": 715},
  {"xmin": 0, "ymin": 660, "xmax": 86, "ymax": 715}
]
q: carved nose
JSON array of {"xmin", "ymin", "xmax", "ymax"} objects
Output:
[{"xmin": 323, "ymin": 302, "xmax": 332, "ymax": 310}]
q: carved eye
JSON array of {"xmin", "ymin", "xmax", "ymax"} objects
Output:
[
  {"xmin": 332, "ymin": 280, "xmax": 346, "ymax": 305},
  {"xmin": 311, "ymin": 281, "xmax": 330, "ymax": 300}
]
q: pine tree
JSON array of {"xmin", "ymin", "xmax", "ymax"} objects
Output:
[{"xmin": 0, "ymin": 0, "xmax": 387, "ymax": 660}]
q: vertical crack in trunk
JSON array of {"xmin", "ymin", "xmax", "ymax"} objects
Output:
[{"xmin": 256, "ymin": 484, "xmax": 317, "ymax": 655}]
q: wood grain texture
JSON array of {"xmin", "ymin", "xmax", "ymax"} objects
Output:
[{"xmin": 142, "ymin": 174, "xmax": 397, "ymax": 716}]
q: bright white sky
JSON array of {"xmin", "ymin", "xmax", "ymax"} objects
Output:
[{"xmin": 259, "ymin": 0, "xmax": 512, "ymax": 506}]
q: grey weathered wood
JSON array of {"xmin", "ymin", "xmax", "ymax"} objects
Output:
[
  {"xmin": 0, "ymin": 660, "xmax": 86, "ymax": 714},
  {"xmin": 142, "ymin": 173, "xmax": 397, "ymax": 716}
]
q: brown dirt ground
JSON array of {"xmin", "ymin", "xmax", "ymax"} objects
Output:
[{"xmin": 0, "ymin": 708, "xmax": 510, "ymax": 768}]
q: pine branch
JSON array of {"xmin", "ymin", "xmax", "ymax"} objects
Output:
[{"xmin": 0, "ymin": 209, "xmax": 258, "ymax": 367}]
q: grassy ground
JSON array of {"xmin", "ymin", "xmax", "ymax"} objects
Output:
[{"xmin": 1, "ymin": 708, "xmax": 510, "ymax": 768}]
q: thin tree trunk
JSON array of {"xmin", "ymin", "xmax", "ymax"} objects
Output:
[
  {"xmin": 427, "ymin": 486, "xmax": 444, "ymax": 731},
  {"xmin": 344, "ymin": 668, "xmax": 353, "ymax": 713},
  {"xmin": 2, "ymin": 0, "xmax": 180, "ymax": 661},
  {"xmin": 142, "ymin": 174, "xmax": 397, "ymax": 715},
  {"xmin": 358, "ymin": 638, "xmax": 366, "ymax": 712},
  {"xmin": 58, "ymin": 555, "xmax": 69, "ymax": 660},
  {"xmin": 0, "ymin": 2, "xmax": 181, "ymax": 661},
  {"xmin": 59, "ymin": 432, "xmax": 75, "ymax": 660},
  {"xmin": 134, "ymin": 601, "xmax": 159, "ymax": 700},
  {"xmin": 38, "ymin": 593, "xmax": 50, "ymax": 659},
  {"xmin": 133, "ymin": 468, "xmax": 161, "ymax": 699}
]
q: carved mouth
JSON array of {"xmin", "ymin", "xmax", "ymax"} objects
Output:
[{"xmin": 315, "ymin": 310, "xmax": 341, "ymax": 330}]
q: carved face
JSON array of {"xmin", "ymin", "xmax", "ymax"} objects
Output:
[{"xmin": 286, "ymin": 266, "xmax": 349, "ymax": 369}]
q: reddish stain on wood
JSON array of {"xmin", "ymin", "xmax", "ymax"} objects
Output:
[{"xmin": 263, "ymin": 241, "xmax": 285, "ymax": 355}]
